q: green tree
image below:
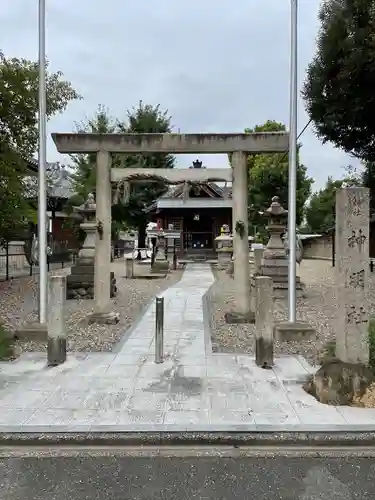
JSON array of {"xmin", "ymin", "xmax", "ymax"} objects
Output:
[
  {"xmin": 302, "ymin": 0, "xmax": 375, "ymax": 162},
  {"xmin": 246, "ymin": 120, "xmax": 313, "ymax": 238},
  {"xmin": 70, "ymin": 105, "xmax": 118, "ymax": 201},
  {"xmin": 362, "ymin": 161, "xmax": 375, "ymax": 217},
  {"xmin": 0, "ymin": 52, "xmax": 81, "ymax": 242},
  {"xmin": 117, "ymin": 101, "xmax": 175, "ymax": 247},
  {"xmin": 304, "ymin": 168, "xmax": 362, "ymax": 233},
  {"xmin": 305, "ymin": 178, "xmax": 343, "ymax": 233},
  {"xmin": 66, "ymin": 106, "xmax": 123, "ymax": 243},
  {"xmin": 69, "ymin": 102, "xmax": 175, "ymax": 246}
]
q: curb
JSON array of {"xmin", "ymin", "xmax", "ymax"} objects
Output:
[{"xmin": 2, "ymin": 430, "xmax": 375, "ymax": 447}]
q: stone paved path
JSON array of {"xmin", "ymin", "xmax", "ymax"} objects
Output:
[{"xmin": 1, "ymin": 263, "xmax": 375, "ymax": 432}]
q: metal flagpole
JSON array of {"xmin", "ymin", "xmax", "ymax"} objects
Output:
[
  {"xmin": 38, "ymin": 0, "xmax": 48, "ymax": 324},
  {"xmin": 287, "ymin": 0, "xmax": 298, "ymax": 323}
]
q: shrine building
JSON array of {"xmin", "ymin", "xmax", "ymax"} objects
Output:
[{"xmin": 146, "ymin": 160, "xmax": 232, "ymax": 258}]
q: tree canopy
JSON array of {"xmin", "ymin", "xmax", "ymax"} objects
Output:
[
  {"xmin": 0, "ymin": 52, "xmax": 81, "ymax": 241},
  {"xmin": 304, "ymin": 167, "xmax": 363, "ymax": 233},
  {"xmin": 305, "ymin": 177, "xmax": 343, "ymax": 234},
  {"xmin": 361, "ymin": 161, "xmax": 375, "ymax": 217},
  {"xmin": 69, "ymin": 102, "xmax": 175, "ymax": 245},
  {"xmin": 302, "ymin": 0, "xmax": 375, "ymax": 162},
  {"xmin": 246, "ymin": 120, "xmax": 313, "ymax": 238}
]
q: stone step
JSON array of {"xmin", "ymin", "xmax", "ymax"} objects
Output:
[
  {"xmin": 67, "ymin": 275, "xmax": 94, "ymax": 284},
  {"xmin": 70, "ymin": 265, "xmax": 95, "ymax": 275}
]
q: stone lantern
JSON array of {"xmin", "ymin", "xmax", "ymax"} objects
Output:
[{"xmin": 260, "ymin": 196, "xmax": 304, "ymax": 298}]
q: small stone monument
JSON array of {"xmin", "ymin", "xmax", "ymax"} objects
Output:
[
  {"xmin": 66, "ymin": 193, "xmax": 117, "ymax": 299},
  {"xmin": 335, "ymin": 187, "xmax": 370, "ymax": 364},
  {"xmin": 260, "ymin": 196, "xmax": 304, "ymax": 299}
]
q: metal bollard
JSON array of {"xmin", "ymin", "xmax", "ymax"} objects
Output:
[
  {"xmin": 47, "ymin": 275, "xmax": 67, "ymax": 367},
  {"xmin": 155, "ymin": 297, "xmax": 164, "ymax": 363}
]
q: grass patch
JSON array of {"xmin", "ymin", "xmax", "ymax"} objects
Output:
[{"xmin": 0, "ymin": 323, "xmax": 14, "ymax": 361}]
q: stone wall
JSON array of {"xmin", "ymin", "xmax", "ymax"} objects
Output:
[{"xmin": 302, "ymin": 234, "xmax": 332, "ymax": 260}]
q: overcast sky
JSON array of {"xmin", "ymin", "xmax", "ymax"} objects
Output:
[{"xmin": 2, "ymin": 0, "xmax": 360, "ymax": 191}]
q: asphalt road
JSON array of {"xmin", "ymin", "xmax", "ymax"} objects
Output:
[{"xmin": 0, "ymin": 451, "xmax": 374, "ymax": 499}]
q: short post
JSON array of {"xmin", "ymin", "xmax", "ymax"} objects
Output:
[
  {"xmin": 253, "ymin": 248, "xmax": 264, "ymax": 276},
  {"xmin": 125, "ymin": 258, "xmax": 134, "ymax": 278},
  {"xmin": 47, "ymin": 275, "xmax": 67, "ymax": 367},
  {"xmin": 155, "ymin": 297, "xmax": 164, "ymax": 364},
  {"xmin": 255, "ymin": 276, "xmax": 274, "ymax": 368}
]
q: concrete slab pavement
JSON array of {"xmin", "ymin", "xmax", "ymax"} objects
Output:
[{"xmin": 0, "ymin": 264, "xmax": 375, "ymax": 433}]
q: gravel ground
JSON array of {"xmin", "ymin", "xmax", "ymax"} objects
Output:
[
  {"xmin": 0, "ymin": 259, "xmax": 183, "ymax": 354},
  {"xmin": 209, "ymin": 260, "xmax": 375, "ymax": 365}
]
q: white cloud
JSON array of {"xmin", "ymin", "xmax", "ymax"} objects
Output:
[{"xmin": 1, "ymin": 0, "xmax": 360, "ymax": 191}]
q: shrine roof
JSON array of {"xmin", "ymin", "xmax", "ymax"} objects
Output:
[{"xmin": 145, "ymin": 181, "xmax": 232, "ymax": 213}]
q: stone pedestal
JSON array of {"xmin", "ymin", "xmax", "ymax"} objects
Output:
[
  {"xmin": 215, "ymin": 232, "xmax": 233, "ymax": 269},
  {"xmin": 218, "ymin": 248, "xmax": 232, "ymax": 267},
  {"xmin": 66, "ymin": 193, "xmax": 117, "ymax": 300},
  {"xmin": 152, "ymin": 245, "xmax": 169, "ymax": 272},
  {"xmin": 335, "ymin": 187, "xmax": 370, "ymax": 364},
  {"xmin": 261, "ymin": 196, "xmax": 304, "ymax": 299}
]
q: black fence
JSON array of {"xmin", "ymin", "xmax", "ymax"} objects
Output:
[
  {"xmin": 0, "ymin": 239, "xmax": 77, "ymax": 282},
  {"xmin": 0, "ymin": 237, "xmax": 133, "ymax": 282}
]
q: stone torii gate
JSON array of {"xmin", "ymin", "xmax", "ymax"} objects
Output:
[{"xmin": 52, "ymin": 132, "xmax": 288, "ymax": 324}]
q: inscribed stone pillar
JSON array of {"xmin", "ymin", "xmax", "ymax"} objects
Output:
[
  {"xmin": 335, "ymin": 187, "xmax": 370, "ymax": 364},
  {"xmin": 231, "ymin": 151, "xmax": 251, "ymax": 315}
]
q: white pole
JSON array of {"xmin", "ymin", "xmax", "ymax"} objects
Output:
[
  {"xmin": 38, "ymin": 0, "xmax": 48, "ymax": 324},
  {"xmin": 287, "ymin": 0, "xmax": 298, "ymax": 323}
]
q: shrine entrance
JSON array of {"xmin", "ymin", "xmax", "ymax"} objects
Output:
[
  {"xmin": 52, "ymin": 132, "xmax": 288, "ymax": 323},
  {"xmin": 183, "ymin": 212, "xmax": 214, "ymax": 253}
]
